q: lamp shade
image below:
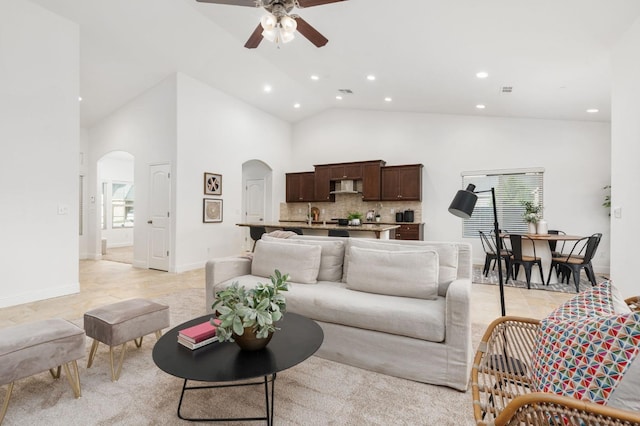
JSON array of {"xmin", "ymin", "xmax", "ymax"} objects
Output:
[{"xmin": 448, "ymin": 184, "xmax": 477, "ymax": 219}]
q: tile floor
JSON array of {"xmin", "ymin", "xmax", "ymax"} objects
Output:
[{"xmin": 0, "ymin": 255, "xmax": 573, "ymax": 330}]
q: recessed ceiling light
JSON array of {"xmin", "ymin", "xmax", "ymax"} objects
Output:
[
  {"xmin": 586, "ymin": 108, "xmax": 599, "ymax": 113},
  {"xmin": 366, "ymin": 74, "xmax": 376, "ymax": 81},
  {"xmin": 78, "ymin": 96, "xmax": 83, "ymax": 102},
  {"xmin": 263, "ymin": 85, "xmax": 272, "ymax": 93},
  {"xmin": 336, "ymin": 95, "xmax": 343, "ymax": 100},
  {"xmin": 310, "ymin": 75, "xmax": 320, "ymax": 81},
  {"xmin": 293, "ymin": 103, "xmax": 301, "ymax": 109},
  {"xmin": 384, "ymin": 97, "xmax": 392, "ymax": 102},
  {"xmin": 476, "ymin": 71, "xmax": 489, "ymax": 79},
  {"xmin": 476, "ymin": 104, "xmax": 486, "ymax": 109}
]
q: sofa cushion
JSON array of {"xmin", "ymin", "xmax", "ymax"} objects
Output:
[
  {"xmin": 252, "ymin": 239, "xmax": 321, "ymax": 284},
  {"xmin": 342, "ymin": 239, "xmax": 458, "ymax": 292},
  {"xmin": 262, "ymin": 235, "xmax": 345, "ymax": 282},
  {"xmin": 217, "ymin": 274, "xmax": 446, "ymax": 343},
  {"xmin": 346, "ymin": 246, "xmax": 439, "ymax": 300},
  {"xmin": 531, "ymin": 281, "xmax": 640, "ymax": 411}
]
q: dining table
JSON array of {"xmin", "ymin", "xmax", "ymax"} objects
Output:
[{"xmin": 502, "ymin": 233, "xmax": 584, "ymax": 285}]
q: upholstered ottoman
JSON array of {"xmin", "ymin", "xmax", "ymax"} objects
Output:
[
  {"xmin": 84, "ymin": 298, "xmax": 169, "ymax": 381},
  {"xmin": 0, "ymin": 318, "xmax": 85, "ymax": 423}
]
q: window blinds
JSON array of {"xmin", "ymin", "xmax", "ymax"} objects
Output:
[{"xmin": 460, "ymin": 169, "xmax": 544, "ymax": 238}]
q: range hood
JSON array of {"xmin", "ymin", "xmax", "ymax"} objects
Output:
[{"xmin": 330, "ymin": 179, "xmax": 361, "ymax": 194}]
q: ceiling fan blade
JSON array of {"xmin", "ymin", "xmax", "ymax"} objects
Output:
[
  {"xmin": 297, "ymin": 0, "xmax": 347, "ymax": 7},
  {"xmin": 244, "ymin": 23, "xmax": 264, "ymax": 49},
  {"xmin": 293, "ymin": 16, "xmax": 328, "ymax": 47},
  {"xmin": 196, "ymin": 0, "xmax": 258, "ymax": 7}
]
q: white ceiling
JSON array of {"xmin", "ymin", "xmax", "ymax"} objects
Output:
[{"xmin": 30, "ymin": 0, "xmax": 640, "ymax": 127}]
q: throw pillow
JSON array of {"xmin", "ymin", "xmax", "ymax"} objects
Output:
[
  {"xmin": 342, "ymin": 239, "xmax": 458, "ymax": 287},
  {"xmin": 345, "ymin": 246, "xmax": 439, "ymax": 300},
  {"xmin": 251, "ymin": 239, "xmax": 321, "ymax": 284},
  {"xmin": 261, "ymin": 235, "xmax": 345, "ymax": 282},
  {"xmin": 531, "ymin": 281, "xmax": 640, "ymax": 411}
]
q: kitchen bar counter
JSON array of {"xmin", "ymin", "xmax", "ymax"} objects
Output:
[{"xmin": 237, "ymin": 222, "xmax": 400, "ymax": 239}]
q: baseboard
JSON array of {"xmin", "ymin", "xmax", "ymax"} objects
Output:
[
  {"xmin": 0, "ymin": 283, "xmax": 80, "ymax": 309},
  {"xmin": 174, "ymin": 261, "xmax": 207, "ymax": 273}
]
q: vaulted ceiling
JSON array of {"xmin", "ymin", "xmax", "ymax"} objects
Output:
[{"xmin": 30, "ymin": 0, "xmax": 640, "ymax": 127}]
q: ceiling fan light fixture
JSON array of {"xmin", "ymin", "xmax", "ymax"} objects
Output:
[
  {"xmin": 280, "ymin": 15, "xmax": 297, "ymax": 33},
  {"xmin": 279, "ymin": 27, "xmax": 296, "ymax": 43},
  {"xmin": 262, "ymin": 28, "xmax": 277, "ymax": 42},
  {"xmin": 260, "ymin": 13, "xmax": 277, "ymax": 31}
]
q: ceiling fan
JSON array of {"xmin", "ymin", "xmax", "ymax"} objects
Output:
[{"xmin": 195, "ymin": 0, "xmax": 347, "ymax": 48}]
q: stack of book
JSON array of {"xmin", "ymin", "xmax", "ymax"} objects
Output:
[{"xmin": 178, "ymin": 318, "xmax": 221, "ymax": 350}]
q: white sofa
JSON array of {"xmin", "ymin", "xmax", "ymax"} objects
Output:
[{"xmin": 205, "ymin": 235, "xmax": 473, "ymax": 391}]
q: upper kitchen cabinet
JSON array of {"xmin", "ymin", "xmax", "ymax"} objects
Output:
[
  {"xmin": 329, "ymin": 163, "xmax": 363, "ymax": 180},
  {"xmin": 313, "ymin": 165, "xmax": 333, "ymax": 202},
  {"xmin": 361, "ymin": 160, "xmax": 386, "ymax": 200},
  {"xmin": 286, "ymin": 172, "xmax": 316, "ymax": 202},
  {"xmin": 381, "ymin": 164, "xmax": 423, "ymax": 201}
]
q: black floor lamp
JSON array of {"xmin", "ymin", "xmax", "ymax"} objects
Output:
[{"xmin": 449, "ymin": 183, "xmax": 506, "ymax": 316}]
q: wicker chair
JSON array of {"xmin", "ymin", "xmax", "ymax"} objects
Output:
[{"xmin": 472, "ymin": 314, "xmax": 640, "ymax": 426}]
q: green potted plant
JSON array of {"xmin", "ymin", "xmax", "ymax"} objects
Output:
[
  {"xmin": 521, "ymin": 200, "xmax": 542, "ymax": 233},
  {"xmin": 347, "ymin": 211, "xmax": 363, "ymax": 226},
  {"xmin": 212, "ymin": 269, "xmax": 289, "ymax": 350}
]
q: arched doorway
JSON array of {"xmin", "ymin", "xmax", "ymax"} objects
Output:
[
  {"xmin": 97, "ymin": 151, "xmax": 135, "ymax": 264},
  {"xmin": 242, "ymin": 160, "xmax": 273, "ymax": 251}
]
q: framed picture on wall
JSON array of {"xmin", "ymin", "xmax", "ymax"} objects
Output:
[
  {"xmin": 204, "ymin": 172, "xmax": 222, "ymax": 195},
  {"xmin": 203, "ymin": 199, "xmax": 223, "ymax": 223}
]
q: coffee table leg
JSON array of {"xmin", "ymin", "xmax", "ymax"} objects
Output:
[{"xmin": 176, "ymin": 374, "xmax": 277, "ymax": 423}]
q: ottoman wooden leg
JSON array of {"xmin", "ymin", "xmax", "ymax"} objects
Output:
[
  {"xmin": 63, "ymin": 361, "xmax": 82, "ymax": 398},
  {"xmin": 155, "ymin": 330, "xmax": 162, "ymax": 340},
  {"xmin": 1, "ymin": 382, "xmax": 14, "ymax": 424},
  {"xmin": 109, "ymin": 343, "xmax": 127, "ymax": 382},
  {"xmin": 49, "ymin": 366, "xmax": 62, "ymax": 379},
  {"xmin": 134, "ymin": 337, "xmax": 143, "ymax": 348},
  {"xmin": 87, "ymin": 339, "xmax": 99, "ymax": 369}
]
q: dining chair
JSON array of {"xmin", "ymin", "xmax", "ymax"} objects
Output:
[
  {"xmin": 328, "ymin": 229, "xmax": 349, "ymax": 237},
  {"xmin": 547, "ymin": 229, "xmax": 567, "ymax": 256},
  {"xmin": 548, "ymin": 233, "xmax": 602, "ymax": 292},
  {"xmin": 507, "ymin": 234, "xmax": 544, "ymax": 289},
  {"xmin": 249, "ymin": 226, "xmax": 267, "ymax": 252},
  {"xmin": 479, "ymin": 231, "xmax": 511, "ymax": 278}
]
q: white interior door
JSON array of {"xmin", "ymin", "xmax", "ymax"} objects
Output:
[
  {"xmin": 246, "ymin": 178, "xmax": 265, "ymax": 223},
  {"xmin": 148, "ymin": 164, "xmax": 171, "ymax": 271}
]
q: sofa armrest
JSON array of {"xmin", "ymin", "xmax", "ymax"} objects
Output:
[
  {"xmin": 205, "ymin": 256, "xmax": 251, "ymax": 313},
  {"xmin": 444, "ymin": 278, "xmax": 473, "ymax": 386}
]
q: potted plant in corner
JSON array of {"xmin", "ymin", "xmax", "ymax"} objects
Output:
[
  {"xmin": 521, "ymin": 201, "xmax": 542, "ymax": 234},
  {"xmin": 347, "ymin": 211, "xmax": 363, "ymax": 226},
  {"xmin": 212, "ymin": 269, "xmax": 289, "ymax": 351}
]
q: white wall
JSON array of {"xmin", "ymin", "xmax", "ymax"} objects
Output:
[
  {"xmin": 80, "ymin": 127, "xmax": 90, "ymax": 259},
  {"xmin": 292, "ymin": 110, "xmax": 612, "ymax": 272},
  {"xmin": 611, "ymin": 16, "xmax": 640, "ymax": 297},
  {"xmin": 174, "ymin": 73, "xmax": 291, "ymax": 272},
  {"xmin": 0, "ymin": 0, "xmax": 80, "ymax": 307},
  {"xmin": 88, "ymin": 76, "xmax": 177, "ymax": 266}
]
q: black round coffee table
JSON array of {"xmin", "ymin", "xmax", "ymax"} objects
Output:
[{"xmin": 152, "ymin": 312, "xmax": 323, "ymax": 424}]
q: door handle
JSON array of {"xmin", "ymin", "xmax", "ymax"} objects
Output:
[{"xmin": 147, "ymin": 220, "xmax": 153, "ymax": 224}]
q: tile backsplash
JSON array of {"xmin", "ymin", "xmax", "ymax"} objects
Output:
[{"xmin": 280, "ymin": 194, "xmax": 422, "ymax": 223}]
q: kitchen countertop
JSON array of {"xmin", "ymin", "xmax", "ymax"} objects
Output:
[{"xmin": 236, "ymin": 221, "xmax": 400, "ymax": 239}]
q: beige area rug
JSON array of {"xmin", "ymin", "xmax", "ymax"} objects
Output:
[{"xmin": 3, "ymin": 288, "xmax": 483, "ymax": 425}]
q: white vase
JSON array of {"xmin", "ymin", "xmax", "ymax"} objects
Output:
[
  {"xmin": 527, "ymin": 222, "xmax": 537, "ymax": 234},
  {"xmin": 537, "ymin": 220, "xmax": 548, "ymax": 235}
]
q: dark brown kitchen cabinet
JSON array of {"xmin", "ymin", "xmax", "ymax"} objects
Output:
[
  {"xmin": 362, "ymin": 160, "xmax": 385, "ymax": 200},
  {"xmin": 394, "ymin": 223, "xmax": 424, "ymax": 241},
  {"xmin": 313, "ymin": 165, "xmax": 333, "ymax": 202},
  {"xmin": 329, "ymin": 163, "xmax": 363, "ymax": 180},
  {"xmin": 286, "ymin": 172, "xmax": 315, "ymax": 202},
  {"xmin": 381, "ymin": 164, "xmax": 423, "ymax": 201}
]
